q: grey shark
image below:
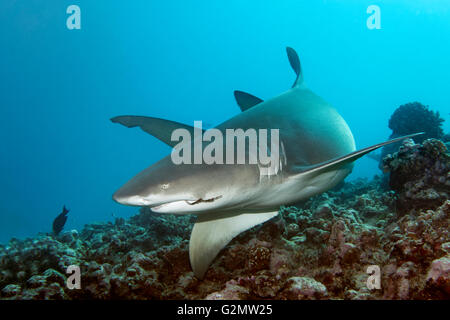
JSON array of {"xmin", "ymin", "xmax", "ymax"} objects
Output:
[{"xmin": 111, "ymin": 47, "xmax": 421, "ymax": 279}]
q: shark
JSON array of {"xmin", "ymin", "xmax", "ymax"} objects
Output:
[{"xmin": 111, "ymin": 47, "xmax": 421, "ymax": 279}]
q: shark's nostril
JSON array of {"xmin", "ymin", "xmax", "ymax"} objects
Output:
[{"xmin": 112, "ymin": 193, "xmax": 151, "ymax": 206}]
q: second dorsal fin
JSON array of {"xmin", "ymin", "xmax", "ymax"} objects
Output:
[
  {"xmin": 286, "ymin": 47, "xmax": 304, "ymax": 88},
  {"xmin": 111, "ymin": 115, "xmax": 203, "ymax": 148},
  {"xmin": 234, "ymin": 90, "xmax": 264, "ymax": 112}
]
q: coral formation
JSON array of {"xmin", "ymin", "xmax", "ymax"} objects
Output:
[
  {"xmin": 382, "ymin": 138, "xmax": 449, "ymax": 213},
  {"xmin": 0, "ymin": 139, "xmax": 448, "ymax": 300},
  {"xmin": 388, "ymin": 102, "xmax": 444, "ymax": 142},
  {"xmin": 381, "ymin": 102, "xmax": 445, "ymax": 162}
]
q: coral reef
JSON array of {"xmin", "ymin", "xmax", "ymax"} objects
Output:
[
  {"xmin": 381, "ymin": 102, "xmax": 445, "ymax": 162},
  {"xmin": 382, "ymin": 138, "xmax": 449, "ymax": 213},
  {"xmin": 388, "ymin": 102, "xmax": 444, "ymax": 142},
  {"xmin": 0, "ymin": 140, "xmax": 448, "ymax": 300}
]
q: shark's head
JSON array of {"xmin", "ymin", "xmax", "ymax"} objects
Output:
[{"xmin": 113, "ymin": 155, "xmax": 261, "ymax": 214}]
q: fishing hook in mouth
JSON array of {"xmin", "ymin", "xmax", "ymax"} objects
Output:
[{"xmin": 186, "ymin": 195, "xmax": 223, "ymax": 205}]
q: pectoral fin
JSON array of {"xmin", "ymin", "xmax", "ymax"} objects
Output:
[
  {"xmin": 189, "ymin": 211, "xmax": 279, "ymax": 279},
  {"xmin": 293, "ymin": 132, "xmax": 424, "ymax": 178},
  {"xmin": 111, "ymin": 115, "xmax": 204, "ymax": 148}
]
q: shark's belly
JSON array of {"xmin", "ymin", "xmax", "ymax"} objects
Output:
[{"xmin": 224, "ymin": 165, "xmax": 352, "ymax": 212}]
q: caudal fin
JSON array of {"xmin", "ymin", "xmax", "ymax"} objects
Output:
[{"xmin": 286, "ymin": 47, "xmax": 304, "ymax": 88}]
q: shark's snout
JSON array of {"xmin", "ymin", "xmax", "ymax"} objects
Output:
[
  {"xmin": 112, "ymin": 182, "xmax": 200, "ymax": 209},
  {"xmin": 112, "ymin": 177, "xmax": 159, "ymax": 206},
  {"xmin": 112, "ymin": 194, "xmax": 136, "ymax": 206},
  {"xmin": 112, "ymin": 189, "xmax": 151, "ymax": 206}
]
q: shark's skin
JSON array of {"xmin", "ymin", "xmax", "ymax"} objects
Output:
[{"xmin": 112, "ymin": 48, "xmax": 421, "ymax": 279}]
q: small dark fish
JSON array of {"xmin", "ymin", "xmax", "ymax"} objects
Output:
[{"xmin": 53, "ymin": 205, "xmax": 69, "ymax": 236}]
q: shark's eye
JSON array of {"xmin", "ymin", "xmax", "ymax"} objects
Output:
[{"xmin": 160, "ymin": 183, "xmax": 170, "ymax": 190}]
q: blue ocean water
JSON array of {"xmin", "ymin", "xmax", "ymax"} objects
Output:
[{"xmin": 0, "ymin": 0, "xmax": 449, "ymax": 244}]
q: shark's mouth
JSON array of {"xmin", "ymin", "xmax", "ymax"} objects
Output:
[
  {"xmin": 150, "ymin": 195, "xmax": 222, "ymax": 211},
  {"xmin": 185, "ymin": 195, "xmax": 223, "ymax": 206}
]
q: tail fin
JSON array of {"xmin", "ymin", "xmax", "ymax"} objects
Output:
[{"xmin": 286, "ymin": 47, "xmax": 304, "ymax": 88}]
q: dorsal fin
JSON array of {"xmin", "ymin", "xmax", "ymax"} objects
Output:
[
  {"xmin": 286, "ymin": 47, "xmax": 303, "ymax": 88},
  {"xmin": 234, "ymin": 90, "xmax": 264, "ymax": 111},
  {"xmin": 111, "ymin": 115, "xmax": 204, "ymax": 148}
]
